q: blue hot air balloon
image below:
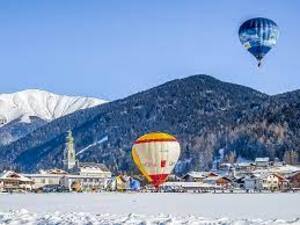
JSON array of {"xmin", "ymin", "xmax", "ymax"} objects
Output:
[{"xmin": 239, "ymin": 17, "xmax": 279, "ymax": 67}]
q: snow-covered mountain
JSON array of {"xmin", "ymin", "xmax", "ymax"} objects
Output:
[
  {"xmin": 0, "ymin": 89, "xmax": 106, "ymax": 125},
  {"xmin": 0, "ymin": 89, "xmax": 107, "ymax": 145}
]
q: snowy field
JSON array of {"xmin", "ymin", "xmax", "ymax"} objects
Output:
[{"xmin": 1, "ymin": 192, "xmax": 300, "ymax": 224}]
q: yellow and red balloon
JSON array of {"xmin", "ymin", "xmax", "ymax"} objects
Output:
[{"xmin": 132, "ymin": 132, "xmax": 181, "ymax": 188}]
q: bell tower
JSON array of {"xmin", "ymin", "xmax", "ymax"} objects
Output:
[{"xmin": 63, "ymin": 130, "xmax": 77, "ymax": 171}]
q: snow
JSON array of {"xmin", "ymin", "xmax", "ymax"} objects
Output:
[
  {"xmin": 1, "ymin": 210, "xmax": 299, "ymax": 225},
  {"xmin": 0, "ymin": 193, "xmax": 300, "ymax": 224},
  {"xmin": 0, "ymin": 89, "xmax": 107, "ymax": 125},
  {"xmin": 76, "ymin": 136, "xmax": 108, "ymax": 156}
]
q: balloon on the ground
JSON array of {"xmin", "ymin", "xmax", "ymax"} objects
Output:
[
  {"xmin": 239, "ymin": 17, "xmax": 279, "ymax": 67},
  {"xmin": 132, "ymin": 132, "xmax": 181, "ymax": 188}
]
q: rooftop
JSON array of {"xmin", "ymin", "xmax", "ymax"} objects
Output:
[{"xmin": 79, "ymin": 162, "xmax": 110, "ymax": 172}]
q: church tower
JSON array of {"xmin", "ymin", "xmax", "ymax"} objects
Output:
[{"xmin": 63, "ymin": 130, "xmax": 77, "ymax": 171}]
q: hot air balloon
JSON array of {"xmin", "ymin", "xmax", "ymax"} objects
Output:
[
  {"xmin": 239, "ymin": 17, "xmax": 279, "ymax": 67},
  {"xmin": 132, "ymin": 132, "xmax": 181, "ymax": 188}
]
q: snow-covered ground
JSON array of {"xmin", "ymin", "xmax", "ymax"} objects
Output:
[{"xmin": 1, "ymin": 193, "xmax": 300, "ymax": 224}]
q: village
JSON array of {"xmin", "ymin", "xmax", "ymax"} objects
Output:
[{"xmin": 1, "ymin": 131, "xmax": 300, "ymax": 194}]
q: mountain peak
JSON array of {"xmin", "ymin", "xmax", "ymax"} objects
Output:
[{"xmin": 0, "ymin": 89, "xmax": 107, "ymax": 124}]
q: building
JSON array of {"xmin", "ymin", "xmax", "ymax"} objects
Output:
[
  {"xmin": 255, "ymin": 157, "xmax": 270, "ymax": 167},
  {"xmin": 0, "ymin": 171, "xmax": 33, "ymax": 192},
  {"xmin": 244, "ymin": 174, "xmax": 263, "ymax": 191},
  {"xmin": 182, "ymin": 171, "xmax": 209, "ymax": 182},
  {"xmin": 272, "ymin": 173, "xmax": 289, "ymax": 190},
  {"xmin": 78, "ymin": 162, "xmax": 112, "ymax": 177},
  {"xmin": 60, "ymin": 172, "xmax": 110, "ymax": 192},
  {"xmin": 262, "ymin": 173, "xmax": 279, "ymax": 191},
  {"xmin": 21, "ymin": 130, "xmax": 112, "ymax": 192},
  {"xmin": 234, "ymin": 162, "xmax": 254, "ymax": 173},
  {"xmin": 288, "ymin": 171, "xmax": 300, "ymax": 189},
  {"xmin": 59, "ymin": 131, "xmax": 112, "ymax": 191},
  {"xmin": 63, "ymin": 130, "xmax": 78, "ymax": 171},
  {"xmin": 106, "ymin": 175, "xmax": 141, "ymax": 191},
  {"xmin": 203, "ymin": 175, "xmax": 232, "ymax": 189},
  {"xmin": 23, "ymin": 169, "xmax": 67, "ymax": 189},
  {"xmin": 167, "ymin": 174, "xmax": 182, "ymax": 182},
  {"xmin": 60, "ymin": 162, "xmax": 112, "ymax": 191}
]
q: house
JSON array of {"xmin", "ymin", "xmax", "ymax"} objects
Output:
[
  {"xmin": 107, "ymin": 175, "xmax": 140, "ymax": 191},
  {"xmin": 272, "ymin": 158, "xmax": 284, "ymax": 167},
  {"xmin": 261, "ymin": 173, "xmax": 279, "ymax": 191},
  {"xmin": 60, "ymin": 173, "xmax": 110, "ymax": 192},
  {"xmin": 244, "ymin": 174, "xmax": 263, "ymax": 191},
  {"xmin": 234, "ymin": 162, "xmax": 254, "ymax": 176},
  {"xmin": 182, "ymin": 171, "xmax": 208, "ymax": 182},
  {"xmin": 232, "ymin": 176, "xmax": 245, "ymax": 189},
  {"xmin": 23, "ymin": 169, "xmax": 67, "ymax": 189},
  {"xmin": 218, "ymin": 163, "xmax": 233, "ymax": 175},
  {"xmin": 60, "ymin": 163, "xmax": 111, "ymax": 192},
  {"xmin": 0, "ymin": 171, "xmax": 33, "ymax": 192},
  {"xmin": 167, "ymin": 174, "xmax": 182, "ymax": 182},
  {"xmin": 203, "ymin": 176, "xmax": 232, "ymax": 189},
  {"xmin": 255, "ymin": 157, "xmax": 270, "ymax": 167},
  {"xmin": 288, "ymin": 171, "xmax": 300, "ymax": 189},
  {"xmin": 182, "ymin": 171, "xmax": 219, "ymax": 182},
  {"xmin": 78, "ymin": 162, "xmax": 112, "ymax": 177},
  {"xmin": 272, "ymin": 173, "xmax": 289, "ymax": 190}
]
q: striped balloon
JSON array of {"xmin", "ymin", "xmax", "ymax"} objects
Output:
[
  {"xmin": 239, "ymin": 17, "xmax": 279, "ymax": 67},
  {"xmin": 132, "ymin": 132, "xmax": 181, "ymax": 188}
]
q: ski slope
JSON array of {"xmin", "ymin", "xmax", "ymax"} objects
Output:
[{"xmin": 0, "ymin": 193, "xmax": 299, "ymax": 224}]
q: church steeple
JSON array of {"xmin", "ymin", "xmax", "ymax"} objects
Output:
[{"xmin": 63, "ymin": 130, "xmax": 77, "ymax": 171}]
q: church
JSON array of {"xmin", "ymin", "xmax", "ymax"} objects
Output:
[
  {"xmin": 24, "ymin": 130, "xmax": 112, "ymax": 192},
  {"xmin": 61, "ymin": 130, "xmax": 112, "ymax": 191}
]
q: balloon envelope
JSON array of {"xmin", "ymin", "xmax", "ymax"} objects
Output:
[
  {"xmin": 239, "ymin": 17, "xmax": 279, "ymax": 66},
  {"xmin": 132, "ymin": 132, "xmax": 181, "ymax": 188}
]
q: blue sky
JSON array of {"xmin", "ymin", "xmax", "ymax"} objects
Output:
[{"xmin": 0, "ymin": 1, "xmax": 299, "ymax": 100}]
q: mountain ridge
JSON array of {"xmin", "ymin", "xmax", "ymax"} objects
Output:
[
  {"xmin": 0, "ymin": 89, "xmax": 106, "ymax": 123},
  {"xmin": 0, "ymin": 75, "xmax": 299, "ymax": 173},
  {"xmin": 0, "ymin": 89, "xmax": 107, "ymax": 145}
]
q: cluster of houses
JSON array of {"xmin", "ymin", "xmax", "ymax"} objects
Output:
[
  {"xmin": 162, "ymin": 157, "xmax": 300, "ymax": 192},
  {"xmin": 0, "ymin": 165, "xmax": 112, "ymax": 193},
  {"xmin": 1, "ymin": 131, "xmax": 300, "ymax": 193},
  {"xmin": 1, "ymin": 157, "xmax": 299, "ymax": 193},
  {"xmin": 0, "ymin": 131, "xmax": 113, "ymax": 193}
]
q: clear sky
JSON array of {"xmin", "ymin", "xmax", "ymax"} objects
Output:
[{"xmin": 0, "ymin": 0, "xmax": 299, "ymax": 100}]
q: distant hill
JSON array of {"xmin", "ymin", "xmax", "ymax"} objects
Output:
[
  {"xmin": 0, "ymin": 89, "xmax": 106, "ymax": 145},
  {"xmin": 0, "ymin": 75, "xmax": 299, "ymax": 174}
]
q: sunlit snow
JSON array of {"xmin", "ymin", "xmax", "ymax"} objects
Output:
[{"xmin": 0, "ymin": 193, "xmax": 299, "ymax": 224}]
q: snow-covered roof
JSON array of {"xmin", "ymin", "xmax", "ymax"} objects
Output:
[
  {"xmin": 79, "ymin": 162, "xmax": 110, "ymax": 172},
  {"xmin": 0, "ymin": 171, "xmax": 33, "ymax": 182},
  {"xmin": 182, "ymin": 171, "xmax": 208, "ymax": 178},
  {"xmin": 203, "ymin": 176, "xmax": 222, "ymax": 181},
  {"xmin": 203, "ymin": 176, "xmax": 232, "ymax": 182},
  {"xmin": 40, "ymin": 169, "xmax": 68, "ymax": 175},
  {"xmin": 255, "ymin": 157, "xmax": 270, "ymax": 162},
  {"xmin": 183, "ymin": 171, "xmax": 219, "ymax": 179},
  {"xmin": 270, "ymin": 165, "xmax": 300, "ymax": 174},
  {"xmin": 162, "ymin": 182, "xmax": 217, "ymax": 188},
  {"xmin": 235, "ymin": 162, "xmax": 253, "ymax": 167}
]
